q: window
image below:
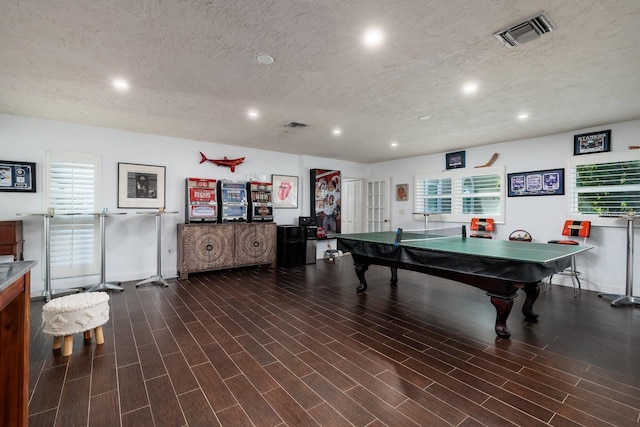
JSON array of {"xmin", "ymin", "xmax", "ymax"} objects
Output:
[
  {"xmin": 414, "ymin": 166, "xmax": 504, "ymax": 223},
  {"xmin": 568, "ymin": 150, "xmax": 640, "ymax": 221},
  {"xmin": 45, "ymin": 151, "xmax": 101, "ymax": 278}
]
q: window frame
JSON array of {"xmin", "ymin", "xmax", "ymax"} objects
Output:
[{"xmin": 413, "ymin": 166, "xmax": 505, "ymax": 223}]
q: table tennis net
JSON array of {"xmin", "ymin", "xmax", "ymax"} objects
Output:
[{"xmin": 397, "ymin": 226, "xmax": 464, "ymax": 243}]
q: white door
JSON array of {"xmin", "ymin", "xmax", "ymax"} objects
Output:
[
  {"xmin": 366, "ymin": 177, "xmax": 390, "ymax": 232},
  {"xmin": 341, "ymin": 178, "xmax": 363, "ymax": 233}
]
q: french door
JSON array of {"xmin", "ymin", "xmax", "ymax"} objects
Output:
[{"xmin": 366, "ymin": 177, "xmax": 390, "ymax": 232}]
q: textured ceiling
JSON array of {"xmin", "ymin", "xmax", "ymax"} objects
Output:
[{"xmin": 1, "ymin": 1, "xmax": 639, "ymax": 163}]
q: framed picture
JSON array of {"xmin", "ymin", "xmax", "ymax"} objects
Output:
[
  {"xmin": 272, "ymin": 174, "xmax": 298, "ymax": 209},
  {"xmin": 507, "ymin": 168, "xmax": 564, "ymax": 197},
  {"xmin": 446, "ymin": 151, "xmax": 465, "ymax": 169},
  {"xmin": 574, "ymin": 129, "xmax": 611, "ymax": 155},
  {"xmin": 0, "ymin": 160, "xmax": 36, "ymax": 192},
  {"xmin": 310, "ymin": 169, "xmax": 341, "ymax": 233},
  {"xmin": 396, "ymin": 184, "xmax": 408, "ymax": 201},
  {"xmin": 118, "ymin": 162, "xmax": 166, "ymax": 209}
]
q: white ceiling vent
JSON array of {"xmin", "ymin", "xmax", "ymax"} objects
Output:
[{"xmin": 494, "ymin": 12, "xmax": 555, "ymax": 48}]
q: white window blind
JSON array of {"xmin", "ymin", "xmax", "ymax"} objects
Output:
[
  {"xmin": 414, "ymin": 166, "xmax": 504, "ymax": 222},
  {"xmin": 568, "ymin": 150, "xmax": 640, "ymax": 218},
  {"xmin": 414, "ymin": 175, "xmax": 452, "ymax": 215},
  {"xmin": 45, "ymin": 151, "xmax": 100, "ymax": 278}
]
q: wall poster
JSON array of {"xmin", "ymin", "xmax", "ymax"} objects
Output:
[
  {"xmin": 272, "ymin": 174, "xmax": 298, "ymax": 209},
  {"xmin": 507, "ymin": 168, "xmax": 564, "ymax": 197},
  {"xmin": 310, "ymin": 169, "xmax": 341, "ymax": 233}
]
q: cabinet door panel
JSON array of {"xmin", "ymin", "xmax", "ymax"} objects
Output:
[
  {"xmin": 234, "ymin": 223, "xmax": 276, "ymax": 266},
  {"xmin": 181, "ymin": 224, "xmax": 234, "ymax": 273}
]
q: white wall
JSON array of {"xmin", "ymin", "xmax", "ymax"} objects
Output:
[
  {"xmin": 375, "ymin": 119, "xmax": 640, "ymax": 295},
  {"xmin": 1, "ymin": 113, "xmax": 638, "ymax": 296},
  {"xmin": 0, "ymin": 114, "xmax": 366, "ymax": 295}
]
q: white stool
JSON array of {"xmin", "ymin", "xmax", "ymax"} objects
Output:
[{"xmin": 42, "ymin": 292, "xmax": 110, "ymax": 356}]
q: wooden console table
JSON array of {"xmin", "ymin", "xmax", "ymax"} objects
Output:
[{"xmin": 0, "ymin": 260, "xmax": 36, "ymax": 427}]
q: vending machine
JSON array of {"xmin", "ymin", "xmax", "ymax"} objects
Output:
[
  {"xmin": 185, "ymin": 178, "xmax": 218, "ymax": 223},
  {"xmin": 217, "ymin": 180, "xmax": 248, "ymax": 222},
  {"xmin": 247, "ymin": 181, "xmax": 274, "ymax": 222}
]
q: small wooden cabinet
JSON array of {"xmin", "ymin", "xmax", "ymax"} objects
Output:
[
  {"xmin": 177, "ymin": 222, "xmax": 276, "ymax": 280},
  {"xmin": 0, "ymin": 220, "xmax": 24, "ymax": 261}
]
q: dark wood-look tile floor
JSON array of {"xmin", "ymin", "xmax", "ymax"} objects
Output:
[{"xmin": 28, "ymin": 257, "xmax": 640, "ymax": 426}]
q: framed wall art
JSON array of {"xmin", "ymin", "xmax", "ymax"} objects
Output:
[
  {"xmin": 310, "ymin": 169, "xmax": 341, "ymax": 233},
  {"xmin": 118, "ymin": 162, "xmax": 166, "ymax": 209},
  {"xmin": 574, "ymin": 129, "xmax": 611, "ymax": 155},
  {"xmin": 272, "ymin": 174, "xmax": 298, "ymax": 209},
  {"xmin": 445, "ymin": 151, "xmax": 465, "ymax": 169},
  {"xmin": 0, "ymin": 160, "xmax": 36, "ymax": 192},
  {"xmin": 507, "ymin": 168, "xmax": 564, "ymax": 197},
  {"xmin": 396, "ymin": 184, "xmax": 408, "ymax": 201}
]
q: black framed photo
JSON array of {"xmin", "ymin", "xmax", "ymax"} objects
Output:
[
  {"xmin": 507, "ymin": 168, "xmax": 564, "ymax": 197},
  {"xmin": 0, "ymin": 160, "xmax": 36, "ymax": 192},
  {"xmin": 446, "ymin": 151, "xmax": 465, "ymax": 169},
  {"xmin": 118, "ymin": 162, "xmax": 166, "ymax": 209},
  {"xmin": 574, "ymin": 129, "xmax": 611, "ymax": 155}
]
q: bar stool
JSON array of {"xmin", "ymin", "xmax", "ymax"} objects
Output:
[
  {"xmin": 547, "ymin": 220, "xmax": 591, "ymax": 297},
  {"xmin": 470, "ymin": 218, "xmax": 494, "ymax": 239}
]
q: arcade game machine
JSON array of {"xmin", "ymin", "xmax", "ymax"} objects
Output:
[
  {"xmin": 247, "ymin": 181, "xmax": 274, "ymax": 222},
  {"xmin": 218, "ymin": 180, "xmax": 248, "ymax": 222},
  {"xmin": 185, "ymin": 177, "xmax": 218, "ymax": 223}
]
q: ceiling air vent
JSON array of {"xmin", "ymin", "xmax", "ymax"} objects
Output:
[
  {"xmin": 285, "ymin": 121, "xmax": 307, "ymax": 128},
  {"xmin": 494, "ymin": 11, "xmax": 555, "ymax": 48}
]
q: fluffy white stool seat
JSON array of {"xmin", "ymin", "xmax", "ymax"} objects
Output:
[{"xmin": 42, "ymin": 292, "xmax": 110, "ymax": 356}]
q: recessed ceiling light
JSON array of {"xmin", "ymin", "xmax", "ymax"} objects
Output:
[
  {"xmin": 418, "ymin": 115, "xmax": 431, "ymax": 121},
  {"xmin": 247, "ymin": 109, "xmax": 259, "ymax": 119},
  {"xmin": 462, "ymin": 82, "xmax": 478, "ymax": 94},
  {"xmin": 517, "ymin": 113, "xmax": 529, "ymax": 120},
  {"xmin": 112, "ymin": 78, "xmax": 130, "ymax": 91},
  {"xmin": 363, "ymin": 27, "xmax": 384, "ymax": 48},
  {"xmin": 256, "ymin": 54, "xmax": 274, "ymax": 64},
  {"xmin": 390, "ymin": 141, "xmax": 398, "ymax": 147},
  {"xmin": 332, "ymin": 128, "xmax": 342, "ymax": 135}
]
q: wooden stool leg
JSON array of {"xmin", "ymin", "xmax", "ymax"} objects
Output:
[
  {"xmin": 94, "ymin": 326, "xmax": 104, "ymax": 345},
  {"xmin": 52, "ymin": 336, "xmax": 62, "ymax": 351},
  {"xmin": 84, "ymin": 330, "xmax": 92, "ymax": 341},
  {"xmin": 62, "ymin": 335, "xmax": 73, "ymax": 356}
]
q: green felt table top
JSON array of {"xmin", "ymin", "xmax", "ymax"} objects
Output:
[{"xmin": 337, "ymin": 231, "xmax": 592, "ymax": 263}]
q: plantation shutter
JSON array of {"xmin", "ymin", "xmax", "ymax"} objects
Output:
[
  {"xmin": 45, "ymin": 151, "xmax": 100, "ymax": 278},
  {"xmin": 569, "ymin": 150, "xmax": 640, "ymax": 216},
  {"xmin": 414, "ymin": 166, "xmax": 504, "ymax": 222},
  {"xmin": 414, "ymin": 174, "xmax": 453, "ymax": 215},
  {"xmin": 454, "ymin": 168, "xmax": 502, "ymax": 215}
]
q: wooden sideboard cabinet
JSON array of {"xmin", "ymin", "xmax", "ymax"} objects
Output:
[
  {"xmin": 0, "ymin": 220, "xmax": 24, "ymax": 261},
  {"xmin": 177, "ymin": 222, "xmax": 276, "ymax": 280}
]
